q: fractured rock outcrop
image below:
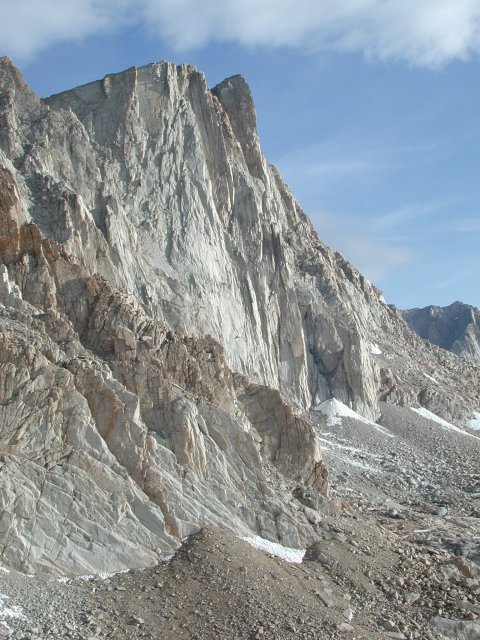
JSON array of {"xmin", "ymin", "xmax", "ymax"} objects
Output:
[{"xmin": 0, "ymin": 158, "xmax": 326, "ymax": 574}]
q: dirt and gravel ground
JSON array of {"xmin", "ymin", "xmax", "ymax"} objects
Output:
[{"xmin": 1, "ymin": 404, "xmax": 479, "ymax": 640}]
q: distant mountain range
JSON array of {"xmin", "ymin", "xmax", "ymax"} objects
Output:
[{"xmin": 396, "ymin": 301, "xmax": 480, "ymax": 366}]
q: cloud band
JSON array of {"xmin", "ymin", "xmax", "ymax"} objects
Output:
[{"xmin": 2, "ymin": 0, "xmax": 480, "ymax": 67}]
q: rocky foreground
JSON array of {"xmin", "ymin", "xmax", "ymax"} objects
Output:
[{"xmin": 1, "ymin": 404, "xmax": 479, "ymax": 640}]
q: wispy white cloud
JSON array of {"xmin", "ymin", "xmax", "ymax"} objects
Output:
[
  {"xmin": 375, "ymin": 199, "xmax": 458, "ymax": 230},
  {"xmin": 141, "ymin": 0, "xmax": 480, "ymax": 68},
  {"xmin": 312, "ymin": 210, "xmax": 412, "ymax": 283},
  {"xmin": 2, "ymin": 0, "xmax": 480, "ymax": 67},
  {"xmin": 0, "ymin": 1, "xmax": 130, "ymax": 60},
  {"xmin": 429, "ymin": 258, "xmax": 480, "ymax": 292},
  {"xmin": 298, "ymin": 160, "xmax": 374, "ymax": 179},
  {"xmin": 440, "ymin": 217, "xmax": 480, "ymax": 233},
  {"xmin": 274, "ymin": 135, "xmax": 441, "ymax": 189}
]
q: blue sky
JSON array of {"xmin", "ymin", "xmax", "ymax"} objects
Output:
[{"xmin": 1, "ymin": 0, "xmax": 479, "ymax": 309}]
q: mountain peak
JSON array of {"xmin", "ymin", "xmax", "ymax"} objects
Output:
[{"xmin": 212, "ymin": 73, "xmax": 263, "ymax": 178}]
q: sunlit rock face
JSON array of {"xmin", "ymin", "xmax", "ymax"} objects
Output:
[
  {"xmin": 2, "ymin": 58, "xmax": 386, "ymax": 417},
  {"xmin": 0, "ymin": 57, "xmax": 478, "ymax": 574}
]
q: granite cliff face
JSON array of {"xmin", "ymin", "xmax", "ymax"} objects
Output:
[
  {"xmin": 0, "ymin": 57, "xmax": 479, "ymax": 575},
  {"xmin": 0, "ymin": 160, "xmax": 327, "ymax": 575},
  {"xmin": 399, "ymin": 302, "xmax": 480, "ymax": 366}
]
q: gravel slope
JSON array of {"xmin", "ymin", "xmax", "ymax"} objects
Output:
[{"xmin": 1, "ymin": 404, "xmax": 479, "ymax": 640}]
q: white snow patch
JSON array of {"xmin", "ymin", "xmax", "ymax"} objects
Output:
[
  {"xmin": 314, "ymin": 398, "xmax": 393, "ymax": 437},
  {"xmin": 161, "ymin": 554, "xmax": 175, "ymax": 563},
  {"xmin": 317, "ymin": 437, "xmax": 372, "ymax": 455},
  {"xmin": 411, "ymin": 407, "xmax": 480, "ymax": 440},
  {"xmin": 0, "ymin": 593, "xmax": 24, "ymax": 621},
  {"xmin": 370, "ymin": 343, "xmax": 382, "ymax": 355},
  {"xmin": 240, "ymin": 536, "xmax": 305, "ymax": 563},
  {"xmin": 97, "ymin": 571, "xmax": 123, "ymax": 579},
  {"xmin": 423, "ymin": 372, "xmax": 437, "ymax": 384},
  {"xmin": 316, "ymin": 437, "xmax": 383, "ymax": 473},
  {"xmin": 344, "ymin": 458, "xmax": 381, "ymax": 472},
  {"xmin": 466, "ymin": 411, "xmax": 480, "ymax": 431},
  {"xmin": 413, "ymin": 529, "xmax": 435, "ymax": 535},
  {"xmin": 72, "ymin": 569, "xmax": 130, "ymax": 583},
  {"xmin": 0, "ymin": 567, "xmax": 10, "ymax": 574}
]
